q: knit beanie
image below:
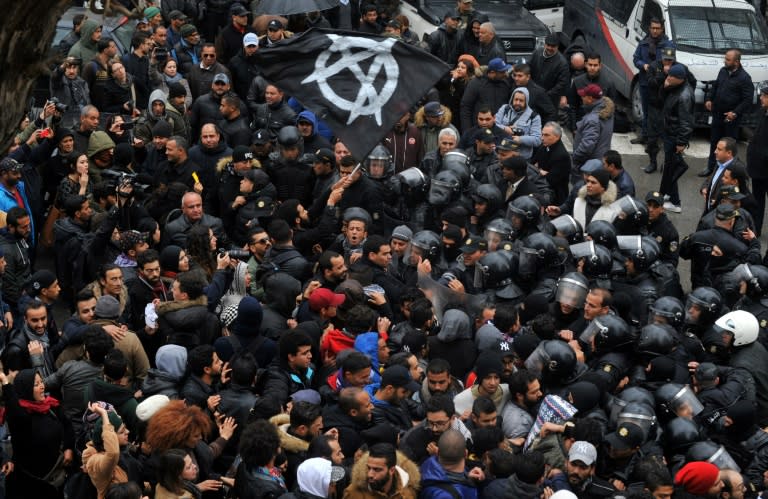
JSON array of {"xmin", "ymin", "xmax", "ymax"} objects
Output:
[
  {"xmin": 152, "ymin": 120, "xmax": 173, "ymax": 138},
  {"xmin": 568, "ymin": 381, "xmax": 601, "ymax": 413},
  {"xmin": 475, "ymin": 351, "xmax": 504, "ymax": 381},
  {"xmin": 92, "ymin": 411, "xmax": 124, "ymax": 447},
  {"xmin": 590, "ymin": 169, "xmax": 610, "ymax": 190},
  {"xmin": 232, "ymin": 296, "xmax": 263, "ymax": 336},
  {"xmin": 168, "ymin": 82, "xmax": 187, "ymax": 99},
  {"xmin": 675, "ymin": 461, "xmax": 720, "ymax": 495}
]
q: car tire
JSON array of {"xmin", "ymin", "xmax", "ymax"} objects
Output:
[{"xmin": 630, "ymin": 81, "xmax": 643, "ymax": 124}]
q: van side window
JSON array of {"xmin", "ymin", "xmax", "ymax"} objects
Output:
[
  {"xmin": 524, "ymin": 0, "xmax": 565, "ymax": 8},
  {"xmin": 640, "ymin": 0, "xmax": 664, "ymax": 33},
  {"xmin": 600, "ymin": 0, "xmax": 635, "ymax": 26}
]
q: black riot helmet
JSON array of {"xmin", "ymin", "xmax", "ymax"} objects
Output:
[
  {"xmin": 484, "ymin": 218, "xmax": 514, "ymax": 251},
  {"xmin": 364, "ymin": 144, "xmax": 394, "ymax": 179},
  {"xmin": 730, "ymin": 263, "xmax": 768, "ymax": 298},
  {"xmin": 428, "ymin": 170, "xmax": 461, "ymax": 206},
  {"xmin": 410, "ymin": 230, "xmax": 441, "ymax": 262},
  {"xmin": 618, "ymin": 235, "xmax": 660, "ymax": 272},
  {"xmin": 475, "ymin": 251, "xmax": 523, "ymax": 300},
  {"xmin": 685, "ymin": 287, "xmax": 723, "ymax": 325},
  {"xmin": 655, "ymin": 383, "xmax": 704, "ymax": 421},
  {"xmin": 520, "ymin": 232, "xmax": 560, "ymax": 275},
  {"xmin": 278, "ymin": 125, "xmax": 302, "ymax": 147},
  {"xmin": 571, "ymin": 241, "xmax": 613, "ymax": 279},
  {"xmin": 547, "ymin": 215, "xmax": 584, "ymax": 244},
  {"xmin": 472, "ymin": 184, "xmax": 503, "ymax": 214},
  {"xmin": 441, "ymin": 151, "xmax": 471, "ymax": 190},
  {"xmin": 585, "ymin": 220, "xmax": 618, "ymax": 249},
  {"xmin": 686, "ymin": 441, "xmax": 742, "ymax": 471},
  {"xmin": 664, "ymin": 417, "xmax": 703, "ymax": 454},
  {"xmin": 590, "ymin": 314, "xmax": 635, "ymax": 353},
  {"xmin": 611, "ymin": 195, "xmax": 649, "ymax": 235},
  {"xmin": 609, "ymin": 386, "xmax": 655, "ymax": 427},
  {"xmin": 524, "ymin": 339, "xmax": 577, "ymax": 381},
  {"xmin": 637, "ymin": 323, "xmax": 679, "ymax": 356},
  {"xmin": 507, "ymin": 195, "xmax": 541, "ymax": 226},
  {"xmin": 649, "ymin": 296, "xmax": 685, "ymax": 328}
]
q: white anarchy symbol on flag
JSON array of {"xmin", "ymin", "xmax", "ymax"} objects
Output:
[{"xmin": 303, "ymin": 35, "xmax": 400, "ymax": 125}]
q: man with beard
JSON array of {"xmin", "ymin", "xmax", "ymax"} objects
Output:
[
  {"xmin": 372, "ymin": 365, "xmax": 420, "ymax": 432},
  {"xmin": 323, "ymin": 387, "xmax": 374, "ymax": 465},
  {"xmin": 414, "ymin": 358, "xmax": 465, "ymax": 406},
  {"xmin": 156, "ymin": 136, "xmax": 208, "ymax": 197},
  {"xmin": 674, "ymin": 462, "xmax": 725, "ymax": 498},
  {"xmin": 4, "ymin": 300, "xmax": 56, "ymax": 375},
  {"xmin": 0, "ymin": 159, "xmax": 35, "ymax": 245},
  {"xmin": 188, "ymin": 124, "xmax": 233, "ymax": 188},
  {"xmin": 0, "ymin": 207, "xmax": 32, "ymax": 316},
  {"xmin": 383, "ymin": 112, "xmax": 424, "ymax": 173},
  {"xmin": 189, "ymin": 74, "xmax": 236, "ymax": 141},
  {"xmin": 344, "ymin": 443, "xmax": 420, "ymax": 499},
  {"xmin": 253, "ymin": 84, "xmax": 297, "ymax": 138},
  {"xmin": 230, "ymin": 33, "xmax": 264, "ymax": 102},
  {"xmin": 568, "ymin": 53, "xmax": 617, "ymax": 127},
  {"xmin": 530, "ymin": 33, "xmax": 570, "ymax": 112},
  {"xmin": 401, "ymin": 394, "xmax": 471, "ymax": 465},
  {"xmin": 557, "ymin": 441, "xmax": 615, "ymax": 499},
  {"xmin": 271, "ymin": 401, "xmax": 325, "ymax": 489},
  {"xmin": 349, "ymin": 235, "xmax": 403, "ymax": 306},
  {"xmin": 500, "ymin": 369, "xmax": 543, "ymax": 447},
  {"xmin": 127, "ymin": 249, "xmax": 169, "ymax": 333},
  {"xmin": 180, "ymin": 344, "xmax": 222, "ymax": 410},
  {"xmin": 314, "ymin": 251, "xmax": 348, "ymax": 290}
]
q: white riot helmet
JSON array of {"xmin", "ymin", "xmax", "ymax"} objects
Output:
[{"xmin": 715, "ymin": 310, "xmax": 759, "ymax": 347}]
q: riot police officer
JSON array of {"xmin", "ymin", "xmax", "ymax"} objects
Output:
[{"xmin": 646, "ymin": 191, "xmax": 680, "ymax": 266}]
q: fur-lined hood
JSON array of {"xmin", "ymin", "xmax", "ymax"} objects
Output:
[
  {"xmin": 269, "ymin": 413, "xmax": 310, "ymax": 453},
  {"xmin": 215, "ymin": 155, "xmax": 262, "ymax": 173},
  {"xmin": 155, "ymin": 295, "xmax": 208, "ymax": 315},
  {"xmin": 413, "ymin": 104, "xmax": 453, "ymax": 128},
  {"xmin": 86, "ymin": 280, "xmax": 129, "ymax": 314},
  {"xmin": 577, "ymin": 179, "xmax": 618, "ymax": 206},
  {"xmin": 348, "ymin": 450, "xmax": 420, "ymax": 494},
  {"xmin": 596, "ymin": 97, "xmax": 615, "ymax": 121}
]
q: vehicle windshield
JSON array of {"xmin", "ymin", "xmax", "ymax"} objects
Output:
[{"xmin": 669, "ymin": 7, "xmax": 768, "ymax": 54}]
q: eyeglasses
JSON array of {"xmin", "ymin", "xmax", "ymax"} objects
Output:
[
  {"xmin": 202, "ymin": 54, "xmax": 216, "ymax": 58},
  {"xmin": 249, "ymin": 238, "xmax": 270, "ymax": 245},
  {"xmin": 426, "ymin": 419, "xmax": 451, "ymax": 430}
]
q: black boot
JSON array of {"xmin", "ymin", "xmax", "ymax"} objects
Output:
[
  {"xmin": 698, "ymin": 166, "xmax": 715, "ymax": 177},
  {"xmin": 644, "ymin": 160, "xmax": 657, "ymax": 174},
  {"xmin": 631, "ymin": 135, "xmax": 648, "ymax": 145}
]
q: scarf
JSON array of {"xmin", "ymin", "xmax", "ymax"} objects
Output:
[
  {"xmin": 471, "ymin": 383, "xmax": 503, "ymax": 407},
  {"xmin": 254, "ymin": 466, "xmax": 286, "ymax": 490},
  {"xmin": 163, "ymin": 72, "xmax": 183, "ymax": 85},
  {"xmin": 648, "ymin": 36, "xmax": 661, "ymax": 61},
  {"xmin": 18, "ymin": 395, "xmax": 59, "ymax": 414}
]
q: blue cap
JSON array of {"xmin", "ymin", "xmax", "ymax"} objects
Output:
[
  {"xmin": 668, "ymin": 64, "xmax": 686, "ymax": 79},
  {"xmin": 580, "ymin": 158, "xmax": 604, "ymax": 174},
  {"xmin": 488, "ymin": 58, "xmax": 512, "ymax": 73}
]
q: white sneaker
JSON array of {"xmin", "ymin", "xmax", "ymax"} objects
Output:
[{"xmin": 663, "ymin": 201, "xmax": 682, "ymax": 213}]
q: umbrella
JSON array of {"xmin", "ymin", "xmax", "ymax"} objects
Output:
[{"xmin": 254, "ymin": 0, "xmax": 340, "ymax": 16}]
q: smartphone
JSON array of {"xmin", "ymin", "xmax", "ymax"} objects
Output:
[{"xmin": 120, "ymin": 122, "xmax": 135, "ymax": 130}]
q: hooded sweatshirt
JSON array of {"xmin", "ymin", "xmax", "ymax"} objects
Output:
[
  {"xmin": 68, "ymin": 19, "xmax": 101, "ymax": 64},
  {"xmin": 86, "ymin": 131, "xmax": 117, "ymax": 184},
  {"xmin": 494, "ymin": 87, "xmax": 542, "ymax": 160},
  {"xmin": 296, "ymin": 110, "xmax": 332, "ymax": 152}
]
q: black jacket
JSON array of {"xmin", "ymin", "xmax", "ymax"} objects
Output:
[
  {"xmin": 321, "ymin": 404, "xmax": 368, "ymax": 465},
  {"xmin": 181, "ymin": 374, "xmax": 216, "ymax": 410},
  {"xmin": 747, "ymin": 109, "xmax": 768, "ymax": 180},
  {"xmin": 706, "ymin": 65, "xmax": 754, "ymax": 116},
  {"xmin": 234, "ymin": 463, "xmax": 287, "ymax": 499},
  {"xmin": 0, "ymin": 229, "xmax": 31, "ymax": 306},
  {"xmin": 229, "ymin": 51, "xmax": 264, "ymax": 100},
  {"xmin": 460, "ymin": 76, "xmax": 513, "ymax": 133},
  {"xmin": 529, "ymin": 48, "xmax": 570, "ymax": 104},
  {"xmin": 155, "ymin": 295, "xmax": 221, "ymax": 348},
  {"xmin": 662, "ymin": 81, "xmax": 694, "ymax": 146}
]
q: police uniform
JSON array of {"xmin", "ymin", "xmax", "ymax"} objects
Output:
[{"xmin": 646, "ymin": 192, "xmax": 680, "ymax": 266}]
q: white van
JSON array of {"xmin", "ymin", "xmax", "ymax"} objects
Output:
[{"xmin": 561, "ymin": 0, "xmax": 768, "ymax": 127}]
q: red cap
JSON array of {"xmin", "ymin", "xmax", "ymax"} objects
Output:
[
  {"xmin": 577, "ymin": 83, "xmax": 603, "ymax": 99},
  {"xmin": 309, "ymin": 288, "xmax": 346, "ymax": 312},
  {"xmin": 675, "ymin": 462, "xmax": 720, "ymax": 495}
]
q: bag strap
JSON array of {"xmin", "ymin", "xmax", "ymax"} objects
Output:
[{"xmin": 422, "ymin": 480, "xmax": 462, "ymax": 499}]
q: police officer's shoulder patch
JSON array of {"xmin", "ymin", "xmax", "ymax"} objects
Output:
[
  {"xmin": 761, "ymin": 319, "xmax": 767, "ymax": 329},
  {"xmin": 669, "ymin": 241, "xmax": 678, "ymax": 252}
]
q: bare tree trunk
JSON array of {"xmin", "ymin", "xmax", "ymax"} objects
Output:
[{"xmin": 0, "ymin": 0, "xmax": 72, "ymax": 152}]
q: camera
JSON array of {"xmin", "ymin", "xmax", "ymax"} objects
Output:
[
  {"xmin": 218, "ymin": 248, "xmax": 251, "ymax": 260},
  {"xmin": 511, "ymin": 127, "xmax": 525, "ymax": 136},
  {"xmin": 48, "ymin": 97, "xmax": 68, "ymax": 114}
]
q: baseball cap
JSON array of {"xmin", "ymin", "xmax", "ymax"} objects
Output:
[
  {"xmin": 268, "ymin": 19, "xmax": 284, "ymax": 30},
  {"xmin": 720, "ymin": 185, "xmax": 746, "ymax": 201},
  {"xmin": 137, "ymin": 18, "xmax": 150, "ymax": 26},
  {"xmin": 424, "ymin": 101, "xmax": 444, "ymax": 117},
  {"xmin": 386, "ymin": 19, "xmax": 401, "ymax": 29},
  {"xmin": 0, "ymin": 157, "xmax": 22, "ymax": 173},
  {"xmin": 579, "ymin": 158, "xmax": 604, "ymax": 174},
  {"xmin": 381, "ymin": 365, "xmax": 420, "ymax": 393},
  {"xmin": 545, "ymin": 33, "xmax": 559, "ymax": 46},
  {"xmin": 496, "ymin": 137, "xmax": 519, "ymax": 151},
  {"xmin": 668, "ymin": 64, "xmax": 686, "ymax": 79},
  {"xmin": 313, "ymin": 148, "xmax": 335, "ymax": 166},
  {"xmin": 309, "ymin": 288, "xmax": 346, "ymax": 312},
  {"xmin": 715, "ymin": 202, "xmax": 739, "ymax": 221},
  {"xmin": 168, "ymin": 10, "xmax": 188, "ymax": 20},
  {"xmin": 488, "ymin": 58, "xmax": 512, "ymax": 73},
  {"xmin": 460, "ymin": 237, "xmax": 488, "ymax": 253},
  {"xmin": 252, "ymin": 129, "xmax": 270, "ymax": 145},
  {"xmin": 661, "ymin": 47, "xmax": 676, "ymax": 61},
  {"xmin": 444, "ymin": 10, "xmax": 461, "ymax": 19},
  {"xmin": 605, "ymin": 422, "xmax": 645, "ymax": 451},
  {"xmin": 291, "ymin": 389, "xmax": 322, "ymax": 405},
  {"xmin": 119, "ymin": 230, "xmax": 148, "ymax": 252},
  {"xmin": 213, "ymin": 73, "xmax": 230, "ymax": 84},
  {"xmin": 180, "ymin": 24, "xmax": 198, "ymax": 37},
  {"xmin": 243, "ymin": 32, "xmax": 259, "ymax": 47},
  {"xmin": 232, "ymin": 145, "xmax": 254, "ymax": 163},
  {"xmin": 577, "ymin": 83, "xmax": 603, "ymax": 99},
  {"xmin": 476, "ymin": 128, "xmax": 496, "ymax": 143},
  {"xmin": 645, "ymin": 191, "xmax": 664, "ymax": 205},
  {"xmin": 568, "ymin": 441, "xmax": 597, "ymax": 466},
  {"xmin": 230, "ymin": 3, "xmax": 248, "ymax": 15}
]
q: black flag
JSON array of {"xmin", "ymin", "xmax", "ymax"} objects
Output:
[{"xmin": 254, "ymin": 29, "xmax": 451, "ymax": 159}]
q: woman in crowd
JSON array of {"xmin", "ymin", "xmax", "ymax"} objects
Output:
[
  {"xmin": 186, "ymin": 224, "xmax": 218, "ymax": 281},
  {"xmin": 150, "ymin": 58, "xmax": 192, "ymax": 109},
  {"xmin": 56, "ymin": 151, "xmax": 91, "ymax": 209},
  {"xmin": 0, "ymin": 368, "xmax": 74, "ymax": 499},
  {"xmin": 159, "ymin": 245, "xmax": 191, "ymax": 285},
  {"xmin": 155, "ymin": 449, "xmax": 203, "ymax": 499},
  {"xmin": 444, "ymin": 55, "xmax": 480, "ymax": 129},
  {"xmin": 103, "ymin": 60, "xmax": 139, "ymax": 116},
  {"xmin": 81, "ymin": 402, "xmax": 135, "ymax": 498}
]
